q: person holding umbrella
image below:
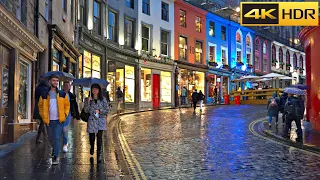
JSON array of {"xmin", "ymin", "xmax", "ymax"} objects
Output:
[{"xmin": 83, "ymin": 84, "xmax": 109, "ymax": 163}]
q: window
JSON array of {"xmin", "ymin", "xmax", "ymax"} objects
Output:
[
  {"xmin": 255, "ymin": 38, "xmax": 260, "ymax": 51},
  {"xmin": 246, "ymin": 36, "xmax": 251, "ymax": 46},
  {"xmin": 300, "ymin": 56, "xmax": 303, "ymax": 68},
  {"xmin": 221, "ymin": 26, "xmax": 226, "ymax": 41},
  {"xmin": 83, "ymin": 50, "xmax": 101, "ymax": 78},
  {"xmin": 93, "ymin": 1, "xmax": 101, "ymax": 34},
  {"xmin": 195, "ymin": 41, "xmax": 202, "ymax": 63},
  {"xmin": 141, "ymin": 68, "xmax": 151, "ymax": 101},
  {"xmin": 209, "ymin": 21, "xmax": 215, "ymax": 37},
  {"xmin": 161, "ymin": 2, "xmax": 169, "ymax": 21},
  {"xmin": 45, "ymin": 0, "xmax": 49, "ymax": 21},
  {"xmin": 279, "ymin": 48, "xmax": 283, "ymax": 63},
  {"xmin": 246, "ymin": 54, "xmax": 251, "ymax": 64},
  {"xmin": 125, "ymin": 65, "xmax": 135, "ymax": 102},
  {"xmin": 142, "ymin": 25, "xmax": 150, "ymax": 52},
  {"xmin": 263, "ymin": 59, "xmax": 267, "ymax": 72},
  {"xmin": 142, "ymin": 0, "xmax": 150, "ymax": 15},
  {"xmin": 62, "ymin": 0, "xmax": 67, "ymax": 12},
  {"xmin": 222, "ymin": 49, "xmax": 227, "ymax": 64},
  {"xmin": 18, "ymin": 61, "xmax": 30, "ymax": 121},
  {"xmin": 70, "ymin": 0, "xmax": 74, "ymax": 22},
  {"xmin": 161, "ymin": 71, "xmax": 172, "ymax": 103},
  {"xmin": 286, "ymin": 51, "xmax": 290, "ymax": 64},
  {"xmin": 263, "ymin": 42, "xmax": 267, "ymax": 54},
  {"xmin": 108, "ymin": 11, "xmax": 117, "ymax": 41},
  {"xmin": 209, "ymin": 46, "xmax": 215, "ymax": 62},
  {"xmin": 161, "ymin": 30, "xmax": 169, "ymax": 55},
  {"xmin": 80, "ymin": 0, "xmax": 86, "ymax": 25},
  {"xmin": 236, "ymin": 51, "xmax": 241, "ymax": 62},
  {"xmin": 125, "ymin": 18, "xmax": 134, "ymax": 48},
  {"xmin": 126, "ymin": 0, "xmax": 134, "ymax": 9},
  {"xmin": 255, "ymin": 56, "xmax": 260, "ymax": 70},
  {"xmin": 179, "ymin": 36, "xmax": 187, "ymax": 60},
  {"xmin": 272, "ymin": 45, "xmax": 276, "ymax": 61},
  {"xmin": 180, "ymin": 10, "xmax": 186, "ymax": 27},
  {"xmin": 196, "ymin": 16, "xmax": 201, "ymax": 32},
  {"xmin": 293, "ymin": 54, "xmax": 297, "ymax": 67},
  {"xmin": 236, "ymin": 32, "xmax": 241, "ymax": 43}
]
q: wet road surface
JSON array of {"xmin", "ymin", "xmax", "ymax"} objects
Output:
[{"xmin": 119, "ymin": 105, "xmax": 320, "ymax": 179}]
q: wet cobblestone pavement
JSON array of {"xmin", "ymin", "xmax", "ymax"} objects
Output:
[{"xmin": 120, "ymin": 105, "xmax": 320, "ymax": 179}]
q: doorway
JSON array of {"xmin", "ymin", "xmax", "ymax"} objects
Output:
[
  {"xmin": 152, "ymin": 74, "xmax": 160, "ymax": 107},
  {"xmin": 306, "ymin": 46, "xmax": 311, "ymax": 121}
]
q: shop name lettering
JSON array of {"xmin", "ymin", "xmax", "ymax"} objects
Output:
[
  {"xmin": 116, "ymin": 53, "xmax": 128, "ymax": 60},
  {"xmin": 84, "ymin": 38, "xmax": 102, "ymax": 51}
]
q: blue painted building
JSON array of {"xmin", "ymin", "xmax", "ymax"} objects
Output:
[{"xmin": 205, "ymin": 11, "xmax": 255, "ymax": 103}]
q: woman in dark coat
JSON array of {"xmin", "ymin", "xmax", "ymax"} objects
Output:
[{"xmin": 267, "ymin": 92, "xmax": 280, "ymax": 127}]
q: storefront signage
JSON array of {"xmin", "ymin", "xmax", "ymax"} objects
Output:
[
  {"xmin": 82, "ymin": 35, "xmax": 103, "ymax": 52},
  {"xmin": 107, "ymin": 48, "xmax": 137, "ymax": 63},
  {"xmin": 116, "ymin": 53, "xmax": 128, "ymax": 60},
  {"xmin": 108, "ymin": 61, "xmax": 116, "ymax": 72}
]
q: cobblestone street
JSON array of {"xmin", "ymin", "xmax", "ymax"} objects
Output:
[{"xmin": 120, "ymin": 105, "xmax": 320, "ymax": 179}]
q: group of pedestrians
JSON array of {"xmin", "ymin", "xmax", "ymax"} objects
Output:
[
  {"xmin": 33, "ymin": 74, "xmax": 109, "ymax": 165},
  {"xmin": 267, "ymin": 92, "xmax": 305, "ymax": 142},
  {"xmin": 191, "ymin": 89, "xmax": 206, "ymax": 112}
]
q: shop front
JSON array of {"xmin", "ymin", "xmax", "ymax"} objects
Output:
[
  {"xmin": 175, "ymin": 61, "xmax": 207, "ymax": 106},
  {"xmin": 206, "ymin": 68, "xmax": 231, "ymax": 104},
  {"xmin": 106, "ymin": 46, "xmax": 139, "ymax": 109},
  {"xmin": 77, "ymin": 28, "xmax": 106, "ymax": 101},
  {"xmin": 0, "ymin": 5, "xmax": 45, "ymax": 144},
  {"xmin": 139, "ymin": 58, "xmax": 175, "ymax": 108}
]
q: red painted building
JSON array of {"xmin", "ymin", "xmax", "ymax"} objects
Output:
[
  {"xmin": 299, "ymin": 20, "xmax": 320, "ymax": 132},
  {"xmin": 174, "ymin": 0, "xmax": 207, "ymax": 106}
]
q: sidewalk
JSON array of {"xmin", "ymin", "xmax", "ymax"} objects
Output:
[{"xmin": 260, "ymin": 114, "xmax": 320, "ymax": 153}]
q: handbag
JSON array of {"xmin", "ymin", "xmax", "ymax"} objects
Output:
[{"xmin": 80, "ymin": 108, "xmax": 90, "ymax": 122}]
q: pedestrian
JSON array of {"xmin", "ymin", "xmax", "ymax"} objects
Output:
[
  {"xmin": 198, "ymin": 90, "xmax": 205, "ymax": 111},
  {"xmin": 83, "ymin": 84, "xmax": 109, "ymax": 163},
  {"xmin": 192, "ymin": 89, "xmax": 199, "ymax": 112},
  {"xmin": 282, "ymin": 93, "xmax": 304, "ymax": 142},
  {"xmin": 34, "ymin": 80, "xmax": 50, "ymax": 143},
  {"xmin": 62, "ymin": 82, "xmax": 80, "ymax": 153},
  {"xmin": 267, "ymin": 92, "xmax": 280, "ymax": 127},
  {"xmin": 279, "ymin": 92, "xmax": 289, "ymax": 123},
  {"xmin": 38, "ymin": 74, "xmax": 70, "ymax": 165},
  {"xmin": 214, "ymin": 86, "xmax": 218, "ymax": 104},
  {"xmin": 116, "ymin": 87, "xmax": 123, "ymax": 113},
  {"xmin": 181, "ymin": 86, "xmax": 187, "ymax": 105},
  {"xmin": 106, "ymin": 90, "xmax": 112, "ymax": 110}
]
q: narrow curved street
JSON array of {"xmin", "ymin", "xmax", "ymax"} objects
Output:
[{"xmin": 119, "ymin": 105, "xmax": 320, "ymax": 179}]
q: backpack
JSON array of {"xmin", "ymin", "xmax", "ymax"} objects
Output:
[
  {"xmin": 284, "ymin": 99, "xmax": 302, "ymax": 120},
  {"xmin": 117, "ymin": 90, "xmax": 123, "ymax": 98},
  {"xmin": 269, "ymin": 98, "xmax": 278, "ymax": 107}
]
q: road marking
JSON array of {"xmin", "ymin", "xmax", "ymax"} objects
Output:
[
  {"xmin": 249, "ymin": 118, "xmax": 320, "ymax": 157},
  {"xmin": 117, "ymin": 117, "xmax": 147, "ymax": 180}
]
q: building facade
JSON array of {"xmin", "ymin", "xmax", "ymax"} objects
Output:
[
  {"xmin": 0, "ymin": 1, "xmax": 45, "ymax": 144},
  {"xmin": 174, "ymin": 0, "xmax": 208, "ymax": 106}
]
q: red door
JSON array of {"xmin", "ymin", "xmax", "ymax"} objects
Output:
[{"xmin": 152, "ymin": 74, "xmax": 160, "ymax": 107}]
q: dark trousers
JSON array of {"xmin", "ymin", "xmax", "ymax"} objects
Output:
[
  {"xmin": 193, "ymin": 101, "xmax": 197, "ymax": 111},
  {"xmin": 284, "ymin": 118, "xmax": 302, "ymax": 139},
  {"xmin": 89, "ymin": 130, "xmax": 103, "ymax": 154},
  {"xmin": 181, "ymin": 96, "xmax": 186, "ymax": 105},
  {"xmin": 36, "ymin": 120, "xmax": 47, "ymax": 140}
]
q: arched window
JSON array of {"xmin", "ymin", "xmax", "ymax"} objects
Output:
[
  {"xmin": 293, "ymin": 53, "xmax": 297, "ymax": 67},
  {"xmin": 263, "ymin": 42, "xmax": 267, "ymax": 54},
  {"xmin": 246, "ymin": 35, "xmax": 251, "ymax": 46},
  {"xmin": 272, "ymin": 45, "xmax": 276, "ymax": 61},
  {"xmin": 255, "ymin": 38, "xmax": 260, "ymax": 51},
  {"xmin": 300, "ymin": 55, "xmax": 304, "ymax": 69},
  {"xmin": 286, "ymin": 51, "xmax": 290, "ymax": 64},
  {"xmin": 236, "ymin": 32, "xmax": 241, "ymax": 43},
  {"xmin": 236, "ymin": 30, "xmax": 242, "ymax": 62},
  {"xmin": 246, "ymin": 34, "xmax": 252, "ymax": 65},
  {"xmin": 279, "ymin": 48, "xmax": 283, "ymax": 62}
]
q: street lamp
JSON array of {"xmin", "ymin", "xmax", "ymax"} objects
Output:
[{"xmin": 236, "ymin": 7, "xmax": 240, "ymax": 13}]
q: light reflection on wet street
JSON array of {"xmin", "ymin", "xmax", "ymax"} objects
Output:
[{"xmin": 120, "ymin": 105, "xmax": 320, "ymax": 179}]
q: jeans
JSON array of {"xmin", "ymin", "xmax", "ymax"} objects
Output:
[
  {"xmin": 63, "ymin": 114, "xmax": 71, "ymax": 145},
  {"xmin": 181, "ymin": 96, "xmax": 186, "ymax": 105},
  {"xmin": 47, "ymin": 120, "xmax": 63, "ymax": 157},
  {"xmin": 268, "ymin": 115, "xmax": 279, "ymax": 124}
]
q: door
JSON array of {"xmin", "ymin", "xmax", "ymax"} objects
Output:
[
  {"xmin": 152, "ymin": 74, "xmax": 160, "ymax": 107},
  {"xmin": 0, "ymin": 45, "xmax": 10, "ymax": 141}
]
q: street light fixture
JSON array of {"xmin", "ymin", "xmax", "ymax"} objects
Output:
[{"xmin": 236, "ymin": 7, "xmax": 240, "ymax": 13}]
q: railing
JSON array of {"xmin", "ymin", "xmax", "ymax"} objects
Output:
[{"xmin": 230, "ymin": 89, "xmax": 283, "ymax": 104}]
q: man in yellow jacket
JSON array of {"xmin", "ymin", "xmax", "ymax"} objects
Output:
[{"xmin": 38, "ymin": 74, "xmax": 70, "ymax": 165}]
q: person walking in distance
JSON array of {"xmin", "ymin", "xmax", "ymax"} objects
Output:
[
  {"xmin": 267, "ymin": 92, "xmax": 280, "ymax": 127},
  {"xmin": 38, "ymin": 74, "xmax": 70, "ymax": 165},
  {"xmin": 83, "ymin": 84, "xmax": 109, "ymax": 163},
  {"xmin": 192, "ymin": 89, "xmax": 199, "ymax": 112},
  {"xmin": 34, "ymin": 80, "xmax": 50, "ymax": 143},
  {"xmin": 62, "ymin": 82, "xmax": 80, "ymax": 153},
  {"xmin": 198, "ymin": 90, "xmax": 205, "ymax": 111},
  {"xmin": 116, "ymin": 87, "xmax": 123, "ymax": 113},
  {"xmin": 214, "ymin": 86, "xmax": 218, "ymax": 104},
  {"xmin": 181, "ymin": 86, "xmax": 187, "ymax": 105}
]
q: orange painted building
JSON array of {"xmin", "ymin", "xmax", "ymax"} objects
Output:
[
  {"xmin": 299, "ymin": 20, "xmax": 320, "ymax": 132},
  {"xmin": 174, "ymin": 0, "xmax": 208, "ymax": 106}
]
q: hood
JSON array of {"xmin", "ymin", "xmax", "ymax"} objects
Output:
[{"xmin": 272, "ymin": 92, "xmax": 277, "ymax": 98}]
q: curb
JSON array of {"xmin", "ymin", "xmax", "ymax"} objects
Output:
[{"xmin": 258, "ymin": 120, "xmax": 320, "ymax": 155}]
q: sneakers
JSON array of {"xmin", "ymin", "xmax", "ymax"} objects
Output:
[
  {"xmin": 52, "ymin": 156, "xmax": 59, "ymax": 165},
  {"xmin": 63, "ymin": 144, "xmax": 68, "ymax": 153}
]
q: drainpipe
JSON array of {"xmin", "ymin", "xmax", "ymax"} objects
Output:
[{"xmin": 35, "ymin": 0, "xmax": 40, "ymax": 79}]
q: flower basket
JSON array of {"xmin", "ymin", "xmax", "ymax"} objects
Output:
[
  {"xmin": 279, "ymin": 62, "xmax": 285, "ymax": 66},
  {"xmin": 286, "ymin": 64, "xmax": 292, "ymax": 67},
  {"xmin": 208, "ymin": 61, "xmax": 218, "ymax": 67},
  {"xmin": 236, "ymin": 61, "xmax": 244, "ymax": 66}
]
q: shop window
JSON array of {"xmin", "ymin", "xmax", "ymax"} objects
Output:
[
  {"xmin": 116, "ymin": 68, "xmax": 124, "ymax": 93},
  {"xmin": 107, "ymin": 72, "xmax": 115, "ymax": 101},
  {"xmin": 161, "ymin": 71, "xmax": 171, "ymax": 103},
  {"xmin": 108, "ymin": 10, "xmax": 117, "ymax": 42},
  {"xmin": 195, "ymin": 41, "xmax": 202, "ymax": 63},
  {"xmin": 126, "ymin": 0, "xmax": 134, "ymax": 9},
  {"xmin": 196, "ymin": 16, "xmax": 201, "ymax": 32},
  {"xmin": 221, "ymin": 26, "xmax": 226, "ymax": 41},
  {"xmin": 125, "ymin": 65, "xmax": 135, "ymax": 102},
  {"xmin": 209, "ymin": 46, "xmax": 215, "ymax": 62},
  {"xmin": 222, "ymin": 76, "xmax": 229, "ymax": 96},
  {"xmin": 180, "ymin": 10, "xmax": 186, "ymax": 27},
  {"xmin": 142, "ymin": 0, "xmax": 150, "ymax": 15},
  {"xmin": 178, "ymin": 69, "xmax": 188, "ymax": 98},
  {"xmin": 179, "ymin": 36, "xmax": 187, "ymax": 60},
  {"xmin": 142, "ymin": 25, "xmax": 150, "ymax": 52},
  {"xmin": 161, "ymin": 2, "xmax": 169, "ymax": 22},
  {"xmin": 52, "ymin": 61, "xmax": 59, "ymax": 71},
  {"xmin": 189, "ymin": 72, "xmax": 205, "ymax": 97},
  {"xmin": 209, "ymin": 21, "xmax": 215, "ymax": 37},
  {"xmin": 125, "ymin": 18, "xmax": 134, "ymax": 48},
  {"xmin": 161, "ymin": 30, "xmax": 169, "ymax": 56},
  {"xmin": 221, "ymin": 49, "xmax": 227, "ymax": 64},
  {"xmin": 18, "ymin": 60, "xmax": 30, "ymax": 121},
  {"xmin": 141, "ymin": 68, "xmax": 151, "ymax": 101},
  {"xmin": 93, "ymin": 1, "xmax": 101, "ymax": 34},
  {"xmin": 83, "ymin": 50, "xmax": 101, "ymax": 78},
  {"xmin": 208, "ymin": 74, "xmax": 216, "ymax": 98}
]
